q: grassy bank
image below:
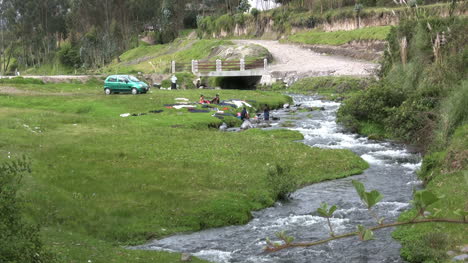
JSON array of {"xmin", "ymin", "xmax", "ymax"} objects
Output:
[
  {"xmin": 262, "ymin": 76, "xmax": 373, "ymax": 101},
  {"xmin": 286, "ymin": 26, "xmax": 391, "ymax": 46},
  {"xmin": 336, "ymin": 16, "xmax": 467, "ymax": 262},
  {"xmin": 0, "ymin": 81, "xmax": 368, "ymax": 262}
]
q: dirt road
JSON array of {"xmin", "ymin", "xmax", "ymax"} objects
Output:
[{"xmin": 235, "ymin": 40, "xmax": 378, "ymax": 83}]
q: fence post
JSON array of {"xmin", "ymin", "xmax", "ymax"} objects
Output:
[
  {"xmin": 171, "ymin": 61, "xmax": 176, "ymax": 74},
  {"xmin": 216, "ymin": 59, "xmax": 222, "ymax": 72},
  {"xmin": 194, "ymin": 60, "xmax": 198, "ymax": 73},
  {"xmin": 264, "ymin": 58, "xmax": 268, "ymax": 71},
  {"xmin": 240, "ymin": 58, "xmax": 245, "ymax": 71},
  {"xmin": 191, "ymin": 60, "xmax": 195, "ymax": 73}
]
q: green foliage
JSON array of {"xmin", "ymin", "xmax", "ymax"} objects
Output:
[
  {"xmin": 276, "ymin": 231, "xmax": 295, "ymax": 244},
  {"xmin": 338, "ymin": 17, "xmax": 467, "ymax": 147},
  {"xmin": 412, "ymin": 190, "xmax": 440, "ymax": 216},
  {"xmin": 396, "ymin": 231, "xmax": 451, "ymax": 262},
  {"xmin": 317, "ymin": 202, "xmax": 339, "ymax": 236},
  {"xmin": 317, "ymin": 202, "xmax": 338, "ymax": 218},
  {"xmin": 0, "ymin": 158, "xmax": 55, "ymax": 263},
  {"xmin": 57, "ymin": 43, "xmax": 82, "ymax": 68},
  {"xmin": 357, "ymin": 224, "xmax": 374, "ymax": 241},
  {"xmin": 250, "ymin": 8, "xmax": 260, "ymax": 18},
  {"xmin": 352, "ymin": 180, "xmax": 383, "ymax": 209},
  {"xmin": 267, "ymin": 164, "xmax": 298, "ymax": 200}
]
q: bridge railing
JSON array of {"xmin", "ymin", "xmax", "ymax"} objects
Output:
[{"xmin": 171, "ymin": 58, "xmax": 268, "ymax": 74}]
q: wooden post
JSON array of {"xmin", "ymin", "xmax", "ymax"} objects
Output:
[
  {"xmin": 171, "ymin": 61, "xmax": 176, "ymax": 74},
  {"xmin": 240, "ymin": 59, "xmax": 245, "ymax": 71},
  {"xmin": 264, "ymin": 58, "xmax": 268, "ymax": 70},
  {"xmin": 216, "ymin": 59, "xmax": 222, "ymax": 72}
]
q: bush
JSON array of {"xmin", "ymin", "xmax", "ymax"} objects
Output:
[
  {"xmin": 267, "ymin": 164, "xmax": 298, "ymax": 200},
  {"xmin": 251, "ymin": 8, "xmax": 260, "ymax": 18},
  {"xmin": 402, "ymin": 232, "xmax": 450, "ymax": 262},
  {"xmin": 57, "ymin": 43, "xmax": 82, "ymax": 68},
  {"xmin": 0, "ymin": 158, "xmax": 55, "ymax": 263}
]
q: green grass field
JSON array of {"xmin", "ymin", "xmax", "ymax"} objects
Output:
[
  {"xmin": 0, "ymin": 81, "xmax": 368, "ymax": 262},
  {"xmin": 286, "ymin": 26, "xmax": 391, "ymax": 46}
]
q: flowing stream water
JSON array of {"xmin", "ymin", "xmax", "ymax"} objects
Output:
[{"xmin": 133, "ymin": 95, "xmax": 422, "ymax": 262}]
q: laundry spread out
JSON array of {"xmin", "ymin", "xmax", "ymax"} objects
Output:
[
  {"xmin": 120, "ymin": 113, "xmax": 131, "ymax": 117},
  {"xmin": 173, "ymin": 105, "xmax": 196, "ymax": 109},
  {"xmin": 175, "ymin": 98, "xmax": 189, "ymax": 101},
  {"xmin": 188, "ymin": 109, "xmax": 210, "ymax": 113}
]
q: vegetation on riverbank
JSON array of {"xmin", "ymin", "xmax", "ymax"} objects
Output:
[
  {"xmin": 0, "ymin": 82, "xmax": 368, "ymax": 262},
  {"xmin": 262, "ymin": 76, "xmax": 373, "ymax": 101},
  {"xmin": 286, "ymin": 26, "xmax": 391, "ymax": 46},
  {"xmin": 336, "ymin": 16, "xmax": 467, "ymax": 262}
]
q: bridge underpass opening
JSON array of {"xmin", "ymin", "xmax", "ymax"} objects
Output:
[{"xmin": 217, "ymin": 76, "xmax": 262, "ymax": 90}]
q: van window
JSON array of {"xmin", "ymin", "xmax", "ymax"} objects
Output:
[
  {"xmin": 118, "ymin": 78, "xmax": 127, "ymax": 83},
  {"xmin": 108, "ymin": 77, "xmax": 117, "ymax": 82}
]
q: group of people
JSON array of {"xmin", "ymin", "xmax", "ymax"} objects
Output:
[
  {"xmin": 240, "ymin": 104, "xmax": 270, "ymax": 121},
  {"xmin": 198, "ymin": 93, "xmax": 271, "ymax": 122},
  {"xmin": 199, "ymin": 94, "xmax": 220, "ymax": 104}
]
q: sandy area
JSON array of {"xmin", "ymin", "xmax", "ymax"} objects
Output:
[{"xmin": 235, "ymin": 40, "xmax": 378, "ymax": 81}]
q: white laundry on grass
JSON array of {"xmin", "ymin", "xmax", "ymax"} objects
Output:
[{"xmin": 173, "ymin": 105, "xmax": 196, "ymax": 110}]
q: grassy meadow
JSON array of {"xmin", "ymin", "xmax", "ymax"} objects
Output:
[{"xmin": 0, "ymin": 80, "xmax": 368, "ymax": 262}]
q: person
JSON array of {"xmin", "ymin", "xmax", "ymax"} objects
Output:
[
  {"xmin": 263, "ymin": 104, "xmax": 270, "ymax": 121},
  {"xmin": 199, "ymin": 94, "xmax": 210, "ymax": 104},
  {"xmin": 211, "ymin": 94, "xmax": 220, "ymax": 104},
  {"xmin": 240, "ymin": 107, "xmax": 249, "ymax": 121},
  {"xmin": 171, "ymin": 75, "xmax": 177, "ymax": 90},
  {"xmin": 196, "ymin": 78, "xmax": 201, "ymax": 89}
]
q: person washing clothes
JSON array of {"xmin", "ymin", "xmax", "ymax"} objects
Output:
[
  {"xmin": 240, "ymin": 107, "xmax": 250, "ymax": 121},
  {"xmin": 263, "ymin": 104, "xmax": 270, "ymax": 121}
]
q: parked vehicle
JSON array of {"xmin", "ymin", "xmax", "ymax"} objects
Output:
[{"xmin": 103, "ymin": 75, "xmax": 149, "ymax": 95}]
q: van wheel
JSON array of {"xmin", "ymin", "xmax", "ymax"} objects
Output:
[
  {"xmin": 131, "ymin": 88, "xmax": 138, "ymax": 95},
  {"xmin": 105, "ymin": 88, "xmax": 112, "ymax": 95}
]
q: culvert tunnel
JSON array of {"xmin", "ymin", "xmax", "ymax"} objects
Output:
[{"xmin": 217, "ymin": 76, "xmax": 262, "ymax": 90}]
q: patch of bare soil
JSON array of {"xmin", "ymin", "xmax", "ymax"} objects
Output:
[{"xmin": 0, "ymin": 86, "xmax": 75, "ymax": 96}]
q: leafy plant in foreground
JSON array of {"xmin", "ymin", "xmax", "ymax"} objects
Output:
[
  {"xmin": 317, "ymin": 202, "xmax": 338, "ymax": 237},
  {"xmin": 352, "ymin": 180, "xmax": 384, "ymax": 224},
  {"xmin": 264, "ymin": 182, "xmax": 467, "ymax": 253}
]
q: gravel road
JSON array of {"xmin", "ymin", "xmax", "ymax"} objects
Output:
[{"xmin": 235, "ymin": 40, "xmax": 378, "ymax": 83}]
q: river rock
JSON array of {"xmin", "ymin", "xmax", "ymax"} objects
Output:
[
  {"xmin": 181, "ymin": 253, "xmax": 192, "ymax": 262},
  {"xmin": 452, "ymin": 254, "xmax": 468, "ymax": 261},
  {"xmin": 219, "ymin": 122, "xmax": 228, "ymax": 131},
  {"xmin": 447, "ymin": 251, "xmax": 457, "ymax": 257},
  {"xmin": 240, "ymin": 120, "xmax": 253, "ymax": 130},
  {"xmin": 460, "ymin": 245, "xmax": 468, "ymax": 253}
]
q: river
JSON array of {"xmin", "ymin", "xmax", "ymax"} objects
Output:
[{"xmin": 132, "ymin": 94, "xmax": 422, "ymax": 262}]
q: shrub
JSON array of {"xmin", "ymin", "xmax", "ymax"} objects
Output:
[
  {"xmin": 0, "ymin": 158, "xmax": 55, "ymax": 263},
  {"xmin": 267, "ymin": 164, "xmax": 298, "ymax": 200},
  {"xmin": 57, "ymin": 43, "xmax": 82, "ymax": 68},
  {"xmin": 403, "ymin": 232, "xmax": 450, "ymax": 262},
  {"xmin": 251, "ymin": 8, "xmax": 260, "ymax": 18}
]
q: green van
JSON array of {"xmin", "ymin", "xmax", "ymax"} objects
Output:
[{"xmin": 103, "ymin": 75, "xmax": 150, "ymax": 95}]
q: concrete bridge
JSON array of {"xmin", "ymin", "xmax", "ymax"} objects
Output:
[{"xmin": 171, "ymin": 58, "xmax": 269, "ymax": 77}]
